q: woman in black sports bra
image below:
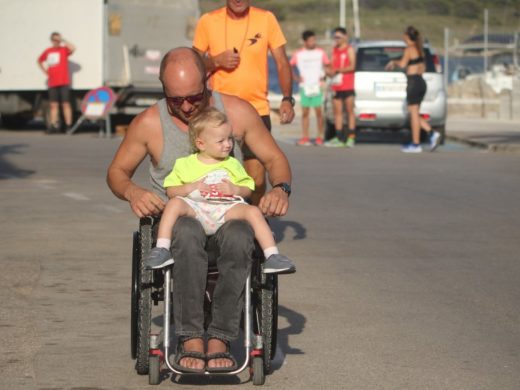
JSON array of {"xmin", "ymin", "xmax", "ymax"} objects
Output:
[{"xmin": 385, "ymin": 26, "xmax": 440, "ymax": 153}]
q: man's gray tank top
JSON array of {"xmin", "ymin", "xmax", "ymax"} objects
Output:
[{"xmin": 150, "ymin": 92, "xmax": 243, "ymax": 200}]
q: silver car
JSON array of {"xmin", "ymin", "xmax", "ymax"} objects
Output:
[{"xmin": 325, "ymin": 40, "xmax": 447, "ymax": 141}]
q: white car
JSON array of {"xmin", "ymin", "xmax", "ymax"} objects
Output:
[{"xmin": 325, "ymin": 40, "xmax": 447, "ymax": 142}]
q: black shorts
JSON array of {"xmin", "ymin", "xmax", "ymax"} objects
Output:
[
  {"xmin": 48, "ymin": 85, "xmax": 71, "ymax": 103},
  {"xmin": 406, "ymin": 75, "xmax": 427, "ymax": 105},
  {"xmin": 242, "ymin": 115, "xmax": 271, "ymax": 160},
  {"xmin": 333, "ymin": 90, "xmax": 355, "ymax": 99}
]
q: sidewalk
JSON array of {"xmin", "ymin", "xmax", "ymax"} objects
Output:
[
  {"xmin": 271, "ymin": 111, "xmax": 520, "ymax": 153},
  {"xmin": 446, "ymin": 117, "xmax": 520, "ymax": 152}
]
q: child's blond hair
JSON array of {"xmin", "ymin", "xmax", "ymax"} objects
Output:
[{"xmin": 188, "ymin": 107, "xmax": 229, "ymax": 153}]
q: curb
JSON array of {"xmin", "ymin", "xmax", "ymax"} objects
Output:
[{"xmin": 446, "ymin": 134, "xmax": 520, "ymax": 153}]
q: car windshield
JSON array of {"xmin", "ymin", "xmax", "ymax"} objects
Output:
[{"xmin": 356, "ymin": 46, "xmax": 436, "ymax": 72}]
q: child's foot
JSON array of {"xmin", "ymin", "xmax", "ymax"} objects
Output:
[
  {"xmin": 145, "ymin": 247, "xmax": 174, "ymax": 269},
  {"xmin": 429, "ymin": 131, "xmax": 441, "ymax": 152},
  {"xmin": 263, "ymin": 254, "xmax": 296, "ymax": 274}
]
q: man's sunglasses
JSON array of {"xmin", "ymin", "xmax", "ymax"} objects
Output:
[{"xmin": 164, "ymin": 87, "xmax": 206, "ymax": 108}]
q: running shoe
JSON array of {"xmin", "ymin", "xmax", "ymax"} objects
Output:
[
  {"xmin": 314, "ymin": 137, "xmax": 324, "ymax": 146},
  {"xmin": 324, "ymin": 137, "xmax": 346, "ymax": 147},
  {"xmin": 401, "ymin": 143, "xmax": 423, "ymax": 153},
  {"xmin": 296, "ymin": 137, "xmax": 312, "ymax": 146},
  {"xmin": 345, "ymin": 137, "xmax": 356, "ymax": 148},
  {"xmin": 263, "ymin": 254, "xmax": 296, "ymax": 274},
  {"xmin": 145, "ymin": 247, "xmax": 174, "ymax": 269},
  {"xmin": 429, "ymin": 131, "xmax": 441, "ymax": 152}
]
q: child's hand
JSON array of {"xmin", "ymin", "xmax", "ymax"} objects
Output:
[
  {"xmin": 213, "ymin": 179, "xmax": 236, "ymax": 196},
  {"xmin": 194, "ymin": 177, "xmax": 211, "ymax": 193}
]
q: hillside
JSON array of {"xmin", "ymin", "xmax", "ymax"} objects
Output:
[{"xmin": 199, "ymin": 0, "xmax": 520, "ymax": 53}]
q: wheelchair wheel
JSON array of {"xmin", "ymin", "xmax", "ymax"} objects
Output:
[
  {"xmin": 130, "ymin": 232, "xmax": 140, "ymax": 359},
  {"xmin": 134, "ymin": 218, "xmax": 154, "ymax": 375},
  {"xmin": 252, "ymin": 356, "xmax": 265, "ymax": 385},
  {"xmin": 148, "ymin": 355, "xmax": 161, "ymax": 385},
  {"xmin": 260, "ymin": 273, "xmax": 278, "ymax": 374}
]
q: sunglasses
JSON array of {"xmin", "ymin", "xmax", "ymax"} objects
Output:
[
  {"xmin": 164, "ymin": 87, "xmax": 206, "ymax": 108},
  {"xmin": 333, "ymin": 35, "xmax": 344, "ymax": 40}
]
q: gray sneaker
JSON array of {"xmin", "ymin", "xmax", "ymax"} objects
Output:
[
  {"xmin": 145, "ymin": 247, "xmax": 174, "ymax": 269},
  {"xmin": 263, "ymin": 254, "xmax": 296, "ymax": 274}
]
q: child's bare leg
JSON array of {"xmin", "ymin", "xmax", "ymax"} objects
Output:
[
  {"xmin": 146, "ymin": 198, "xmax": 195, "ymax": 270},
  {"xmin": 224, "ymin": 204, "xmax": 275, "ymax": 249},
  {"xmin": 157, "ymin": 198, "xmax": 196, "ymax": 240},
  {"xmin": 225, "ymin": 204, "xmax": 295, "ymax": 274}
]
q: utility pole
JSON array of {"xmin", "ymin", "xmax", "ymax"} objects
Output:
[
  {"xmin": 352, "ymin": 0, "xmax": 361, "ymax": 40},
  {"xmin": 444, "ymin": 27, "xmax": 449, "ymax": 88},
  {"xmin": 340, "ymin": 0, "xmax": 346, "ymax": 28},
  {"xmin": 484, "ymin": 8, "xmax": 488, "ymax": 73}
]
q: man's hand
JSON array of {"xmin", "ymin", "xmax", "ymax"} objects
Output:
[
  {"xmin": 258, "ymin": 187, "xmax": 289, "ymax": 217},
  {"xmin": 127, "ymin": 187, "xmax": 165, "ymax": 218},
  {"xmin": 279, "ymin": 100, "xmax": 295, "ymax": 124},
  {"xmin": 214, "ymin": 49, "xmax": 240, "ymax": 70}
]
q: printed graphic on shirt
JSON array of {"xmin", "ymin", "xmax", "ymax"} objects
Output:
[{"xmin": 47, "ymin": 52, "xmax": 61, "ymax": 66}]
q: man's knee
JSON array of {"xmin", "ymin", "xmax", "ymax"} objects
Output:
[
  {"xmin": 172, "ymin": 216, "xmax": 205, "ymax": 245},
  {"xmin": 218, "ymin": 220, "xmax": 254, "ymax": 255}
]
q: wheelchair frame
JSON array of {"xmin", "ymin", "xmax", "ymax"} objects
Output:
[{"xmin": 130, "ymin": 216, "xmax": 279, "ymax": 385}]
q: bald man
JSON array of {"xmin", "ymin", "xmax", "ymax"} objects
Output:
[{"xmin": 107, "ymin": 47, "xmax": 291, "ymax": 372}]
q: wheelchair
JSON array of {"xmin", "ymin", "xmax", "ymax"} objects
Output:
[{"xmin": 130, "ymin": 216, "xmax": 279, "ymax": 385}]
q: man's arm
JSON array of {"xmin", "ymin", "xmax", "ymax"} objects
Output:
[
  {"xmin": 62, "ymin": 38, "xmax": 76, "ymax": 55},
  {"xmin": 193, "ymin": 47, "xmax": 240, "ymax": 74},
  {"xmin": 106, "ymin": 112, "xmax": 165, "ymax": 217},
  {"xmin": 224, "ymin": 96, "xmax": 292, "ymax": 216},
  {"xmin": 271, "ymin": 45, "xmax": 295, "ymax": 124}
]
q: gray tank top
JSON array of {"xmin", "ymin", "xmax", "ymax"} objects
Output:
[{"xmin": 150, "ymin": 92, "xmax": 243, "ymax": 200}]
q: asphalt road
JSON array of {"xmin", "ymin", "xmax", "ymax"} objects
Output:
[{"xmin": 1, "ymin": 128, "xmax": 520, "ymax": 389}]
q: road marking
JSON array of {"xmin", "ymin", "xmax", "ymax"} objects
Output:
[
  {"xmin": 62, "ymin": 192, "xmax": 90, "ymax": 201},
  {"xmin": 95, "ymin": 204, "xmax": 124, "ymax": 213}
]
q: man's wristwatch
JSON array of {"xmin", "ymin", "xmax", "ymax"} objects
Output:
[
  {"xmin": 273, "ymin": 182, "xmax": 291, "ymax": 196},
  {"xmin": 281, "ymin": 96, "xmax": 295, "ymax": 107}
]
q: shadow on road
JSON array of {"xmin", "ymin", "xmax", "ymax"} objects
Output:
[
  {"xmin": 0, "ymin": 144, "xmax": 35, "ymax": 179},
  {"xmin": 269, "ymin": 218, "xmax": 307, "ymax": 242}
]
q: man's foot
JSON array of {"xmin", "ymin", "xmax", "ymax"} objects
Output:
[
  {"xmin": 314, "ymin": 137, "xmax": 324, "ymax": 146},
  {"xmin": 429, "ymin": 131, "xmax": 441, "ymax": 152},
  {"xmin": 324, "ymin": 137, "xmax": 346, "ymax": 147},
  {"xmin": 345, "ymin": 137, "xmax": 355, "ymax": 148},
  {"xmin": 263, "ymin": 254, "xmax": 296, "ymax": 274},
  {"xmin": 172, "ymin": 337, "xmax": 205, "ymax": 373},
  {"xmin": 206, "ymin": 338, "xmax": 238, "ymax": 372},
  {"xmin": 401, "ymin": 143, "xmax": 423, "ymax": 153},
  {"xmin": 145, "ymin": 247, "xmax": 174, "ymax": 269},
  {"xmin": 296, "ymin": 136, "xmax": 312, "ymax": 146}
]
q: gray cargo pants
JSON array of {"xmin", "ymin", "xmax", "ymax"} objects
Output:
[{"xmin": 170, "ymin": 216, "xmax": 255, "ymax": 341}]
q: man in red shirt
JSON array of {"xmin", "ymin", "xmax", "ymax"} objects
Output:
[
  {"xmin": 325, "ymin": 27, "xmax": 357, "ymax": 148},
  {"xmin": 37, "ymin": 32, "xmax": 75, "ymax": 133}
]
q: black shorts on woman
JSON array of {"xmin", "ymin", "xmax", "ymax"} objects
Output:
[{"xmin": 406, "ymin": 74, "xmax": 426, "ymax": 105}]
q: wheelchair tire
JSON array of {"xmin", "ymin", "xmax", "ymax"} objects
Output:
[
  {"xmin": 260, "ymin": 273, "xmax": 278, "ymax": 374},
  {"xmin": 148, "ymin": 355, "xmax": 161, "ymax": 385},
  {"xmin": 135, "ymin": 219, "xmax": 154, "ymax": 375},
  {"xmin": 252, "ymin": 356, "xmax": 265, "ymax": 386},
  {"xmin": 130, "ymin": 231, "xmax": 140, "ymax": 359}
]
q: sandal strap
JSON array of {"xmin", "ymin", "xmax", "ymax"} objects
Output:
[
  {"xmin": 174, "ymin": 350, "xmax": 206, "ymax": 362},
  {"xmin": 206, "ymin": 351, "xmax": 233, "ymax": 360}
]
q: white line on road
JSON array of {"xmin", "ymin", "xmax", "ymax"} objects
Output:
[{"xmin": 62, "ymin": 192, "xmax": 90, "ymax": 201}]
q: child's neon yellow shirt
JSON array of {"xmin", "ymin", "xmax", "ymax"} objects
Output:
[{"xmin": 163, "ymin": 153, "xmax": 255, "ymax": 190}]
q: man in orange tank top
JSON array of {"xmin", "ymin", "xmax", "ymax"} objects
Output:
[{"xmin": 193, "ymin": 0, "xmax": 294, "ymax": 204}]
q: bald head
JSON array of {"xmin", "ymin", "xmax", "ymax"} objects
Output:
[{"xmin": 159, "ymin": 47, "xmax": 205, "ymax": 86}]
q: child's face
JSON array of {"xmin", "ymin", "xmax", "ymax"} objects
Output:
[{"xmin": 197, "ymin": 122, "xmax": 234, "ymax": 159}]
